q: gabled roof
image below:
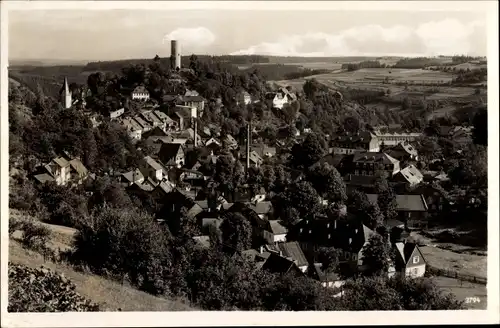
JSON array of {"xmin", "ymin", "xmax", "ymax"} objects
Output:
[
  {"xmin": 186, "ymin": 203, "xmax": 204, "ymax": 219},
  {"xmin": 317, "ymin": 153, "xmax": 349, "ymax": 168},
  {"xmin": 262, "ymin": 252, "xmax": 300, "ymax": 274},
  {"xmin": 223, "ymin": 134, "xmax": 238, "ymax": 146},
  {"xmin": 69, "ymin": 158, "xmax": 88, "ymax": 176},
  {"xmin": 132, "ymin": 86, "xmax": 149, "ymax": 94},
  {"xmin": 34, "ymin": 173, "xmax": 55, "ymax": 183},
  {"xmin": 122, "ymin": 118, "xmax": 143, "ymax": 132},
  {"xmin": 156, "ymin": 180, "xmax": 174, "ymax": 194},
  {"xmin": 153, "ymin": 110, "xmax": 174, "ymax": 124},
  {"xmin": 247, "ymin": 201, "xmax": 272, "ymax": 215},
  {"xmin": 397, "ymin": 165, "xmax": 423, "ymax": 185},
  {"xmin": 158, "ymin": 143, "xmax": 184, "ymax": 165},
  {"xmin": 312, "ymin": 263, "xmax": 340, "ymax": 283},
  {"xmin": 141, "ymin": 111, "xmax": 163, "ymax": 125},
  {"xmin": 143, "ymin": 156, "xmax": 163, "ymax": 171},
  {"xmin": 352, "ymin": 152, "xmax": 399, "ymax": 165},
  {"xmin": 182, "ymin": 95, "xmax": 205, "ymax": 102},
  {"xmin": 122, "ymin": 169, "xmax": 144, "ymax": 183},
  {"xmin": 394, "ymin": 242, "xmax": 426, "ymax": 265},
  {"xmin": 269, "ymin": 220, "xmax": 288, "ymax": 235},
  {"xmin": 277, "ymin": 242, "xmax": 308, "ymax": 268},
  {"xmin": 53, "ymin": 157, "xmax": 70, "ymax": 168},
  {"xmin": 366, "ymin": 194, "xmax": 428, "ymax": 212},
  {"xmin": 134, "ymin": 116, "xmax": 152, "ymax": 130}
]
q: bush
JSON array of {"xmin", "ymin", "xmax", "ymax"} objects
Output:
[
  {"xmin": 21, "ymin": 221, "xmax": 51, "ymax": 251},
  {"xmin": 8, "ymin": 263, "xmax": 100, "ymax": 312}
]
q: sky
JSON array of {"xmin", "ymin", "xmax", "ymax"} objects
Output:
[{"xmin": 9, "ymin": 8, "xmax": 488, "ymax": 62}]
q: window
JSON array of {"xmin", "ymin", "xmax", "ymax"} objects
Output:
[
  {"xmin": 412, "ymin": 256, "xmax": 419, "ymax": 264},
  {"xmin": 300, "ymin": 228, "xmax": 303, "ymax": 233}
]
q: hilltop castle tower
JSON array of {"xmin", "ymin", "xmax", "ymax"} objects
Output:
[
  {"xmin": 170, "ymin": 40, "xmax": 181, "ymax": 70},
  {"xmin": 59, "ymin": 77, "xmax": 72, "ymax": 109}
]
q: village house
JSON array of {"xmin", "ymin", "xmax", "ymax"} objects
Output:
[
  {"xmin": 288, "ymin": 217, "xmax": 376, "ymax": 275},
  {"xmin": 139, "ymin": 156, "xmax": 165, "ymax": 182},
  {"xmin": 265, "ymin": 87, "xmax": 297, "ymax": 109},
  {"xmin": 141, "ymin": 110, "xmax": 166, "ymax": 131},
  {"xmin": 120, "ymin": 169, "xmax": 145, "ymax": 186},
  {"xmin": 158, "ymin": 143, "xmax": 185, "ymax": 168},
  {"xmin": 365, "ymin": 194, "xmax": 429, "ymax": 229},
  {"xmin": 372, "ymin": 130, "xmax": 422, "ymax": 147},
  {"xmin": 330, "ymin": 132, "xmax": 380, "ymax": 155},
  {"xmin": 68, "ymin": 158, "xmax": 89, "ymax": 185},
  {"xmin": 392, "ymin": 164, "xmax": 424, "ymax": 188},
  {"xmin": 410, "ymin": 184, "xmax": 451, "ymax": 215},
  {"xmin": 205, "ymin": 138, "xmax": 222, "ymax": 153},
  {"xmin": 268, "ymin": 220, "xmax": 288, "ymax": 243},
  {"xmin": 385, "ymin": 141, "xmax": 419, "ymax": 161},
  {"xmin": 180, "ymin": 95, "xmax": 205, "ymax": 118},
  {"xmin": 34, "ymin": 157, "xmax": 72, "ymax": 186},
  {"xmin": 240, "ymin": 150, "xmax": 264, "ymax": 168},
  {"xmin": 134, "ymin": 115, "xmax": 153, "ymax": 133},
  {"xmin": 236, "ymin": 90, "xmax": 252, "ymax": 106},
  {"xmin": 261, "ymin": 252, "xmax": 304, "ymax": 276},
  {"xmin": 131, "ymin": 86, "xmax": 150, "ymax": 101},
  {"xmin": 394, "ymin": 242, "xmax": 427, "ymax": 278},
  {"xmin": 250, "ymin": 144, "xmax": 277, "ymax": 158},
  {"xmin": 109, "ymin": 108, "xmax": 125, "ymax": 120},
  {"xmin": 351, "ymin": 152, "xmax": 400, "ymax": 176},
  {"xmin": 309, "ymin": 263, "xmax": 345, "ymax": 289},
  {"xmin": 121, "ymin": 117, "xmax": 143, "ymax": 140}
]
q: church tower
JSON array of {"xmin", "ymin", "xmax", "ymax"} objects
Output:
[{"xmin": 60, "ymin": 77, "xmax": 72, "ymax": 109}]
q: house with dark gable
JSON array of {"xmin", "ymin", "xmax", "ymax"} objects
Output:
[
  {"xmin": 287, "ymin": 216, "xmax": 376, "ymax": 274},
  {"xmin": 394, "ymin": 241, "xmax": 427, "ymax": 278},
  {"xmin": 158, "ymin": 143, "xmax": 185, "ymax": 168},
  {"xmin": 351, "ymin": 152, "xmax": 400, "ymax": 177}
]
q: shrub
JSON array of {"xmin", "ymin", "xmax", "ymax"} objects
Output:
[
  {"xmin": 8, "ymin": 263, "xmax": 100, "ymax": 312},
  {"xmin": 21, "ymin": 221, "xmax": 51, "ymax": 251}
]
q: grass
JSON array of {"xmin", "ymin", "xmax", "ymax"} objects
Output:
[
  {"xmin": 429, "ymin": 276, "xmax": 487, "ymax": 310},
  {"xmin": 9, "ymin": 240, "xmax": 197, "ymax": 311},
  {"xmin": 419, "ymin": 246, "xmax": 487, "ymax": 279},
  {"xmin": 8, "ymin": 209, "xmax": 197, "ymax": 311}
]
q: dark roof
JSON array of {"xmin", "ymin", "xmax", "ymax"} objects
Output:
[
  {"xmin": 352, "ymin": 152, "xmax": 399, "ymax": 165},
  {"xmin": 277, "ymin": 242, "xmax": 308, "ymax": 268},
  {"xmin": 182, "ymin": 95, "xmax": 205, "ymax": 102},
  {"xmin": 132, "ymin": 86, "xmax": 149, "ymax": 94},
  {"xmin": 317, "ymin": 153, "xmax": 348, "ymax": 168},
  {"xmin": 246, "ymin": 201, "xmax": 272, "ymax": 215},
  {"xmin": 34, "ymin": 173, "xmax": 55, "ymax": 183},
  {"xmin": 158, "ymin": 143, "xmax": 183, "ymax": 165},
  {"xmin": 269, "ymin": 220, "xmax": 288, "ymax": 235},
  {"xmin": 395, "ymin": 242, "xmax": 426, "ymax": 265},
  {"xmin": 366, "ymin": 194, "xmax": 428, "ymax": 212},
  {"xmin": 262, "ymin": 252, "xmax": 300, "ymax": 274}
]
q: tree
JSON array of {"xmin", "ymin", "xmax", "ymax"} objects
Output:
[
  {"xmin": 337, "ymin": 275, "xmax": 464, "ymax": 310},
  {"xmin": 290, "ymin": 133, "xmax": 326, "ymax": 169},
  {"xmin": 274, "ymin": 181, "xmax": 321, "ymax": 226},
  {"xmin": 220, "ymin": 212, "xmax": 252, "ymax": 251},
  {"xmin": 472, "ymin": 108, "xmax": 487, "ymax": 146},
  {"xmin": 362, "ymin": 234, "xmax": 395, "ymax": 276},
  {"xmin": 342, "ymin": 116, "xmax": 360, "ymax": 135},
  {"xmin": 347, "ymin": 191, "xmax": 384, "ymax": 229},
  {"xmin": 377, "ymin": 189, "xmax": 398, "ymax": 221},
  {"xmin": 307, "ymin": 162, "xmax": 347, "ymax": 205},
  {"xmin": 71, "ymin": 204, "xmax": 173, "ymax": 295},
  {"xmin": 316, "ymin": 247, "xmax": 342, "ymax": 273}
]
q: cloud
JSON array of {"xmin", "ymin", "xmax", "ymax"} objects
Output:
[
  {"xmin": 163, "ymin": 27, "xmax": 216, "ymax": 48},
  {"xmin": 231, "ymin": 19, "xmax": 486, "ymax": 57}
]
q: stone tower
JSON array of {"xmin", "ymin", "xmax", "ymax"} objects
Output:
[
  {"xmin": 170, "ymin": 40, "xmax": 181, "ymax": 70},
  {"xmin": 60, "ymin": 77, "xmax": 72, "ymax": 109}
]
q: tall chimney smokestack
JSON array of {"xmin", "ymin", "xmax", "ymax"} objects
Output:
[
  {"xmin": 194, "ymin": 119, "xmax": 198, "ymax": 148},
  {"xmin": 170, "ymin": 40, "xmax": 181, "ymax": 70},
  {"xmin": 246, "ymin": 123, "xmax": 251, "ymax": 173}
]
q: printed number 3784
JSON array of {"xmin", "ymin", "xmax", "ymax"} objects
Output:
[{"xmin": 465, "ymin": 297, "xmax": 481, "ymax": 303}]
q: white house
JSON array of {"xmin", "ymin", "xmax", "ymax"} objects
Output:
[
  {"xmin": 269, "ymin": 220, "xmax": 287, "ymax": 243},
  {"xmin": 131, "ymin": 86, "xmax": 150, "ymax": 101}
]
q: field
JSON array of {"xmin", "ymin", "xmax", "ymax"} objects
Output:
[
  {"xmin": 419, "ymin": 246, "xmax": 487, "ymax": 279},
  {"xmin": 429, "ymin": 276, "xmax": 487, "ymax": 310}
]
